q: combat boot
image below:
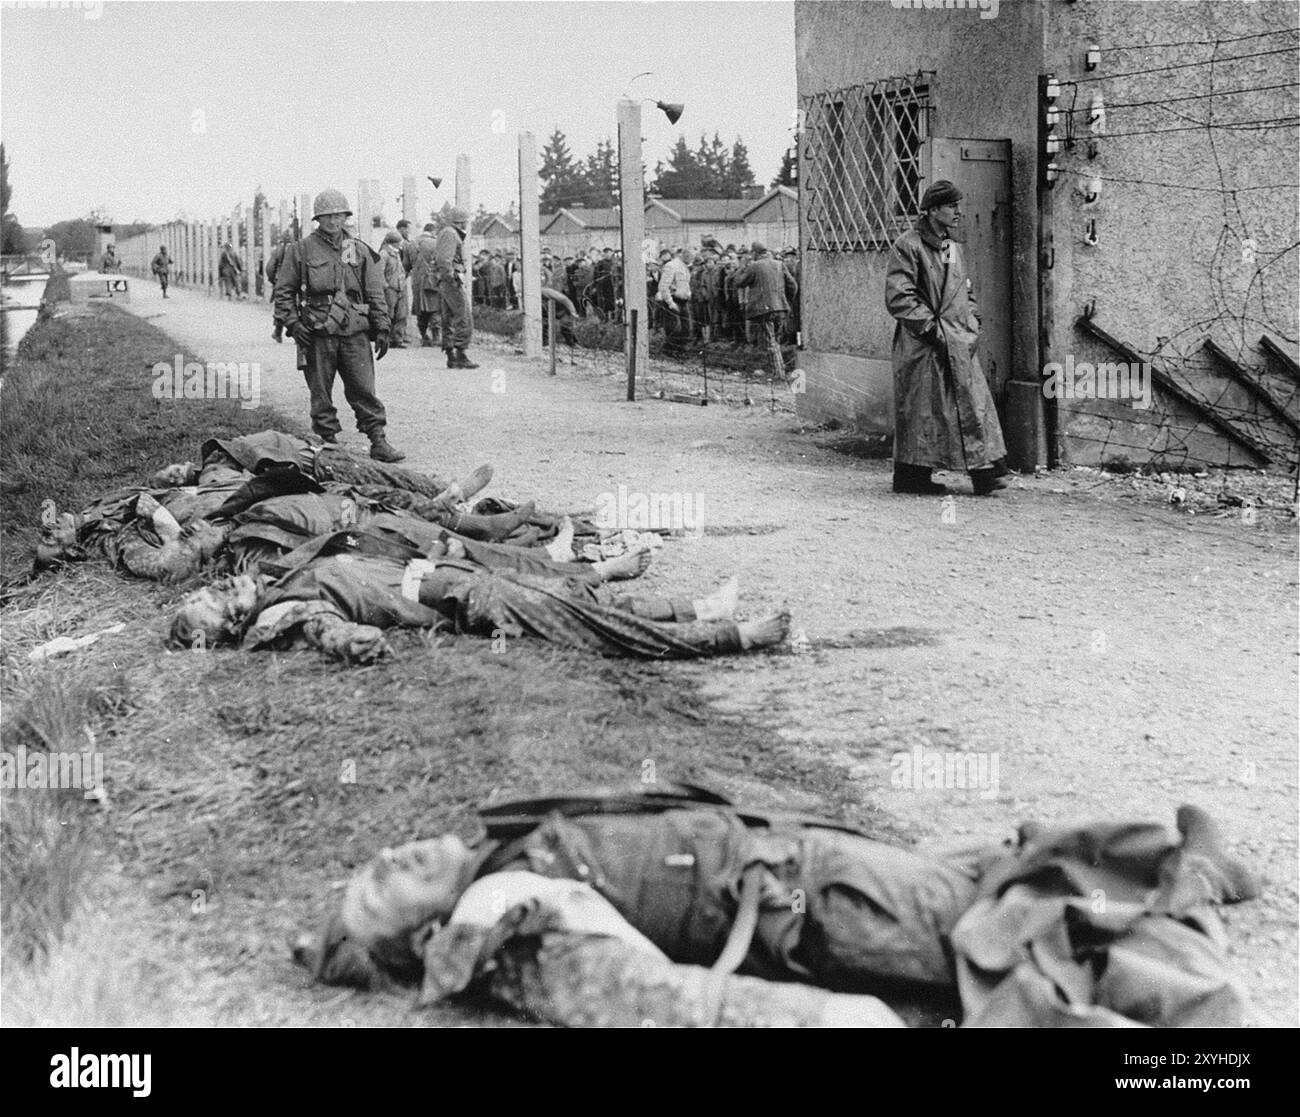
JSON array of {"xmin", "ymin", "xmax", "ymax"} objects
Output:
[
  {"xmin": 445, "ymin": 349, "xmax": 459, "ymax": 368},
  {"xmin": 368, "ymin": 432, "xmax": 406, "ymax": 463},
  {"xmin": 455, "ymin": 348, "xmax": 480, "ymax": 369}
]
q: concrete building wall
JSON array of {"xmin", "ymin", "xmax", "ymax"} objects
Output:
[
  {"xmin": 642, "ymin": 211, "xmax": 747, "ymax": 249},
  {"xmin": 1041, "ymin": 0, "xmax": 1298, "ymax": 467},
  {"xmin": 744, "ymin": 191, "xmax": 800, "ymax": 250},
  {"xmin": 541, "ymin": 229, "xmax": 620, "ymax": 255}
]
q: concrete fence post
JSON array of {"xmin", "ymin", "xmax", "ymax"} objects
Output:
[
  {"xmin": 401, "ymin": 175, "xmax": 418, "ymax": 225},
  {"xmin": 617, "ymin": 99, "xmax": 649, "ymax": 391},
  {"xmin": 261, "ymin": 204, "xmax": 273, "ymax": 300},
  {"xmin": 518, "ymin": 132, "xmax": 542, "ymax": 358},
  {"xmin": 244, "ymin": 201, "xmax": 256, "ymax": 298},
  {"xmin": 208, "ymin": 218, "xmax": 218, "ymax": 295}
]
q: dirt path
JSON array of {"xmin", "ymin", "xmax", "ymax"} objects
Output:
[{"xmin": 122, "ymin": 280, "xmax": 1299, "ymax": 1024}]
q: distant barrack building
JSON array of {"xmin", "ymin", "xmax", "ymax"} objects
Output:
[{"xmin": 794, "ymin": 0, "xmax": 1300, "ymax": 472}]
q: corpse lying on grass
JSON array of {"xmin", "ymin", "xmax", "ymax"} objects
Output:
[
  {"xmin": 293, "ymin": 785, "xmax": 1260, "ymax": 1028},
  {"xmin": 32, "ymin": 429, "xmax": 632, "ymax": 582},
  {"xmin": 168, "ymin": 534, "xmax": 783, "ymax": 661}
]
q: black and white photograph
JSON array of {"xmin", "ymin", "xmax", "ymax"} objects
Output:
[{"xmin": 1, "ymin": 0, "xmax": 1296, "ymax": 1059}]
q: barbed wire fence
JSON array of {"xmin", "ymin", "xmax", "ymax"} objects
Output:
[
  {"xmin": 1054, "ymin": 24, "xmax": 1300, "ymax": 476},
  {"xmin": 469, "ymin": 277, "xmax": 803, "ymax": 415}
]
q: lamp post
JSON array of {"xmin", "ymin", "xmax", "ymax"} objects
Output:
[{"xmin": 617, "ymin": 86, "xmax": 683, "ymax": 400}]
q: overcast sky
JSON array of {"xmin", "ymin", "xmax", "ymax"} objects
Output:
[{"xmin": 1, "ymin": 0, "xmax": 797, "ymax": 227}]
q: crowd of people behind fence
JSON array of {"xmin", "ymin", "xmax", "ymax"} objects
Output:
[{"xmin": 466, "ymin": 239, "xmax": 802, "ymax": 354}]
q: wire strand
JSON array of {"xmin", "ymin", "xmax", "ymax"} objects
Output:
[
  {"xmin": 1100, "ymin": 115, "xmax": 1300, "ymax": 138},
  {"xmin": 1079, "ymin": 80, "xmax": 1300, "ymax": 111},
  {"xmin": 1104, "ymin": 27, "xmax": 1300, "ymax": 52},
  {"xmin": 1076, "ymin": 44, "xmax": 1300, "ymax": 82},
  {"xmin": 1064, "ymin": 169, "xmax": 1300, "ymax": 194}
]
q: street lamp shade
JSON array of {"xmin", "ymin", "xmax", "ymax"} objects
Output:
[
  {"xmin": 427, "ymin": 176, "xmax": 443, "ymax": 190},
  {"xmin": 656, "ymin": 101, "xmax": 685, "ymax": 125}
]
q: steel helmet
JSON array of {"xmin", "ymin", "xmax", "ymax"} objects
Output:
[
  {"xmin": 447, "ymin": 207, "xmax": 470, "ymax": 227},
  {"xmin": 312, "ymin": 189, "xmax": 353, "ymax": 218}
]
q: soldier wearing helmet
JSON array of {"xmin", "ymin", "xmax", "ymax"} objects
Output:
[
  {"xmin": 273, "ymin": 189, "xmax": 405, "ymax": 462},
  {"xmin": 432, "ymin": 206, "xmax": 479, "ymax": 369}
]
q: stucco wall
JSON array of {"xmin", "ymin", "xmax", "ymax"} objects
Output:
[{"xmin": 1041, "ymin": 0, "xmax": 1299, "ymax": 467}]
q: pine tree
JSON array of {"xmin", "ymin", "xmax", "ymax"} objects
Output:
[
  {"xmin": 582, "ymin": 138, "xmax": 618, "ymax": 208},
  {"xmin": 652, "ymin": 136, "xmax": 706, "ymax": 199},
  {"xmin": 708, "ymin": 133, "xmax": 732, "ymax": 196},
  {"xmin": 539, "ymin": 127, "xmax": 584, "ymax": 214},
  {"xmin": 771, "ymin": 145, "xmax": 798, "ymax": 189},
  {"xmin": 727, "ymin": 138, "xmax": 757, "ymax": 196}
]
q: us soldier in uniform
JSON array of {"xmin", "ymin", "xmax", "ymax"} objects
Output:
[
  {"xmin": 434, "ymin": 207, "xmax": 479, "ymax": 369},
  {"xmin": 273, "ymin": 189, "xmax": 406, "ymax": 462},
  {"xmin": 264, "ymin": 232, "xmax": 293, "ymax": 342}
]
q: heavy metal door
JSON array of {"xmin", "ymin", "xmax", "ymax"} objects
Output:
[{"xmin": 930, "ymin": 138, "xmax": 1013, "ymax": 404}]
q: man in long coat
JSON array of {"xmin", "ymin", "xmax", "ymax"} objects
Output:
[
  {"xmin": 409, "ymin": 223, "xmax": 440, "ymax": 347},
  {"xmin": 885, "ymin": 180, "xmax": 1009, "ymax": 495}
]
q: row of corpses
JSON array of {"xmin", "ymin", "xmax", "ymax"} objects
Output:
[
  {"xmin": 28, "ymin": 432, "xmax": 1266, "ymax": 1028},
  {"xmin": 34, "ymin": 430, "xmax": 787, "ymax": 663}
]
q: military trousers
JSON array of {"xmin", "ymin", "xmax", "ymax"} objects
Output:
[
  {"xmin": 387, "ymin": 287, "xmax": 409, "ymax": 345},
  {"xmin": 301, "ymin": 331, "xmax": 387, "ymax": 439},
  {"xmin": 437, "ymin": 276, "xmax": 473, "ymax": 350}
]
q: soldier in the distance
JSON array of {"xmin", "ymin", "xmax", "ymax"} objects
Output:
[
  {"xmin": 273, "ymin": 189, "xmax": 406, "ymax": 462},
  {"xmin": 433, "ymin": 207, "xmax": 480, "ymax": 369}
]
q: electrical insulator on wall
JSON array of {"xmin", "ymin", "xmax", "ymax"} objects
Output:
[
  {"xmin": 1046, "ymin": 161, "xmax": 1061, "ymax": 186},
  {"xmin": 1046, "ymin": 105, "xmax": 1060, "ymax": 129},
  {"xmin": 1086, "ymin": 44, "xmax": 1101, "ymax": 70},
  {"xmin": 1046, "ymin": 136, "xmax": 1063, "ymax": 155},
  {"xmin": 1083, "ymin": 219, "xmax": 1098, "ymax": 246},
  {"xmin": 1082, "ymin": 176, "xmax": 1102, "ymax": 203},
  {"xmin": 1088, "ymin": 92, "xmax": 1106, "ymax": 134},
  {"xmin": 1045, "ymin": 77, "xmax": 1060, "ymax": 101}
]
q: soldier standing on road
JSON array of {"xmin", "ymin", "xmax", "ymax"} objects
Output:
[
  {"xmin": 150, "ymin": 245, "xmax": 171, "ymax": 298},
  {"xmin": 264, "ymin": 232, "xmax": 293, "ymax": 342},
  {"xmin": 434, "ymin": 207, "xmax": 479, "ymax": 369},
  {"xmin": 273, "ymin": 189, "xmax": 406, "ymax": 463},
  {"xmin": 379, "ymin": 230, "xmax": 407, "ymax": 350},
  {"xmin": 219, "ymin": 242, "xmax": 246, "ymax": 300}
]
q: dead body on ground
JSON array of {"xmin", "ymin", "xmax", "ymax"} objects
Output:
[{"xmin": 294, "ymin": 785, "xmax": 1260, "ymax": 1029}]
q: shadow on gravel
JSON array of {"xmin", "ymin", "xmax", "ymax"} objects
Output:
[{"xmin": 807, "ymin": 627, "xmax": 940, "ymax": 650}]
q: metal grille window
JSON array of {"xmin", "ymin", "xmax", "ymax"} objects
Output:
[{"xmin": 802, "ymin": 75, "xmax": 933, "ymax": 251}]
